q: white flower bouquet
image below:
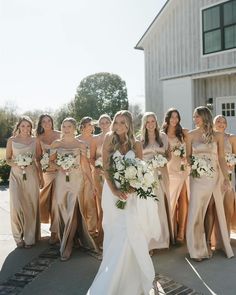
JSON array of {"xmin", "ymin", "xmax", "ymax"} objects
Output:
[
  {"xmin": 14, "ymin": 152, "xmax": 33, "ymax": 180},
  {"xmin": 225, "ymin": 153, "xmax": 236, "ymax": 180},
  {"xmin": 95, "ymin": 157, "xmax": 103, "ymax": 169},
  {"xmin": 190, "ymin": 155, "xmax": 214, "ymax": 178},
  {"xmin": 40, "ymin": 152, "xmax": 50, "ymax": 172},
  {"xmin": 56, "ymin": 153, "xmax": 77, "ymax": 182},
  {"xmin": 109, "ymin": 150, "xmax": 158, "ymax": 209},
  {"xmin": 148, "ymin": 153, "xmax": 168, "ymax": 180},
  {"xmin": 172, "ymin": 144, "xmax": 186, "ymax": 171}
]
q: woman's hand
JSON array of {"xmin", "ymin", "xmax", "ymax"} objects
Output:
[
  {"xmin": 39, "ymin": 177, "xmax": 44, "ymax": 189},
  {"xmin": 113, "ymin": 189, "xmax": 128, "ymax": 200}
]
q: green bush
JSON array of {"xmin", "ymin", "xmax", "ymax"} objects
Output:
[{"xmin": 0, "ymin": 159, "xmax": 10, "ymax": 184}]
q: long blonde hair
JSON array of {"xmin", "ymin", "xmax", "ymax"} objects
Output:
[
  {"xmin": 141, "ymin": 112, "xmax": 163, "ymax": 148},
  {"xmin": 110, "ymin": 110, "xmax": 136, "ymax": 152},
  {"xmin": 194, "ymin": 106, "xmax": 214, "ymax": 143}
]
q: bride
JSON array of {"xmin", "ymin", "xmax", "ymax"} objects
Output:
[{"xmin": 87, "ymin": 110, "xmax": 157, "ymax": 295}]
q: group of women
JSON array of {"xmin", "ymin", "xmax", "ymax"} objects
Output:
[{"xmin": 5, "ymin": 105, "xmax": 236, "ymax": 295}]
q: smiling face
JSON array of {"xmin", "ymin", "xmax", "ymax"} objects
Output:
[
  {"xmin": 61, "ymin": 121, "xmax": 76, "ymax": 137},
  {"xmin": 99, "ymin": 118, "xmax": 111, "ymax": 133},
  {"xmin": 169, "ymin": 111, "xmax": 179, "ymax": 128},
  {"xmin": 82, "ymin": 121, "xmax": 94, "ymax": 135},
  {"xmin": 145, "ymin": 115, "xmax": 157, "ymax": 132},
  {"xmin": 41, "ymin": 116, "xmax": 53, "ymax": 131},
  {"xmin": 113, "ymin": 115, "xmax": 128, "ymax": 136},
  {"xmin": 193, "ymin": 111, "xmax": 203, "ymax": 128},
  {"xmin": 19, "ymin": 120, "xmax": 32, "ymax": 136},
  {"xmin": 214, "ymin": 116, "xmax": 227, "ymax": 132}
]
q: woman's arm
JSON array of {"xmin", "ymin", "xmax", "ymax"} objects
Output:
[
  {"xmin": 216, "ymin": 132, "xmax": 230, "ymax": 181},
  {"xmin": 185, "ymin": 131, "xmax": 193, "ymax": 165},
  {"xmin": 90, "ymin": 136, "xmax": 97, "ymax": 168},
  {"xmin": 5, "ymin": 138, "xmax": 16, "ymax": 167},
  {"xmin": 135, "ymin": 141, "xmax": 143, "ymax": 160},
  {"xmin": 35, "ymin": 138, "xmax": 44, "ymax": 188}
]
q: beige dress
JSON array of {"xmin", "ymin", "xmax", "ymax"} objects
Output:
[
  {"xmin": 143, "ymin": 133, "xmax": 173, "ymax": 249},
  {"xmin": 167, "ymin": 137, "xmax": 189, "ymax": 239},
  {"xmin": 9, "ymin": 140, "xmax": 40, "ymax": 245},
  {"xmin": 186, "ymin": 141, "xmax": 234, "ymax": 259},
  {"xmin": 55, "ymin": 147, "xmax": 96, "ymax": 256},
  {"xmin": 39, "ymin": 142, "xmax": 58, "ymax": 234}
]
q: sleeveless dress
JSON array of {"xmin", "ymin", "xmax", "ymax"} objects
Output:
[
  {"xmin": 9, "ymin": 139, "xmax": 40, "ymax": 246},
  {"xmin": 186, "ymin": 141, "xmax": 234, "ymax": 259},
  {"xmin": 87, "ymin": 151, "xmax": 155, "ymax": 295},
  {"xmin": 55, "ymin": 147, "xmax": 97, "ymax": 256},
  {"xmin": 39, "ymin": 142, "xmax": 58, "ymax": 234},
  {"xmin": 143, "ymin": 134, "xmax": 173, "ymax": 249},
  {"xmin": 167, "ymin": 137, "xmax": 189, "ymax": 240}
]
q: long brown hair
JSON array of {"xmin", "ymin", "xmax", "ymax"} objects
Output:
[
  {"xmin": 13, "ymin": 116, "xmax": 33, "ymax": 136},
  {"xmin": 162, "ymin": 108, "xmax": 184, "ymax": 142},
  {"xmin": 194, "ymin": 106, "xmax": 214, "ymax": 144},
  {"xmin": 36, "ymin": 114, "xmax": 54, "ymax": 136},
  {"xmin": 141, "ymin": 112, "xmax": 163, "ymax": 148}
]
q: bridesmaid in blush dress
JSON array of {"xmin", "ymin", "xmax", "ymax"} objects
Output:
[
  {"xmin": 90, "ymin": 114, "xmax": 112, "ymax": 246},
  {"xmin": 36, "ymin": 114, "xmax": 61, "ymax": 245},
  {"xmin": 6, "ymin": 116, "xmax": 43, "ymax": 248},
  {"xmin": 50, "ymin": 118, "xmax": 97, "ymax": 261},
  {"xmin": 186, "ymin": 106, "xmax": 234, "ymax": 261},
  {"xmin": 162, "ymin": 108, "xmax": 189, "ymax": 244},
  {"xmin": 77, "ymin": 117, "xmax": 98, "ymax": 237},
  {"xmin": 141, "ymin": 112, "xmax": 173, "ymax": 250},
  {"xmin": 213, "ymin": 115, "xmax": 236, "ymax": 236}
]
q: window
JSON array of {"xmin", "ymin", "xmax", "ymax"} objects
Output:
[
  {"xmin": 222, "ymin": 102, "xmax": 235, "ymax": 116},
  {"xmin": 202, "ymin": 0, "xmax": 236, "ymax": 54}
]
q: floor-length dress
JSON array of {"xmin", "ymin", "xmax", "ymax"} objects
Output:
[
  {"xmin": 39, "ymin": 143, "xmax": 58, "ymax": 234},
  {"xmin": 167, "ymin": 137, "xmax": 189, "ymax": 239},
  {"xmin": 9, "ymin": 139, "xmax": 40, "ymax": 246},
  {"xmin": 186, "ymin": 141, "xmax": 234, "ymax": 259},
  {"xmin": 87, "ymin": 151, "xmax": 156, "ymax": 295},
  {"xmin": 143, "ymin": 134, "xmax": 173, "ymax": 249},
  {"xmin": 55, "ymin": 148, "xmax": 96, "ymax": 256}
]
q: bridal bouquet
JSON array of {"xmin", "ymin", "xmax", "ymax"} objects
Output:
[
  {"xmin": 56, "ymin": 153, "xmax": 77, "ymax": 182},
  {"xmin": 40, "ymin": 152, "xmax": 50, "ymax": 172},
  {"xmin": 190, "ymin": 155, "xmax": 214, "ymax": 178},
  {"xmin": 95, "ymin": 157, "xmax": 103, "ymax": 169},
  {"xmin": 148, "ymin": 153, "xmax": 168, "ymax": 180},
  {"xmin": 14, "ymin": 152, "xmax": 33, "ymax": 180},
  {"xmin": 110, "ymin": 150, "xmax": 158, "ymax": 209},
  {"xmin": 172, "ymin": 144, "xmax": 186, "ymax": 171},
  {"xmin": 225, "ymin": 153, "xmax": 236, "ymax": 180}
]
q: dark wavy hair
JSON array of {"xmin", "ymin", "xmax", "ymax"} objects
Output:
[
  {"xmin": 162, "ymin": 108, "xmax": 184, "ymax": 143},
  {"xmin": 36, "ymin": 114, "xmax": 54, "ymax": 136}
]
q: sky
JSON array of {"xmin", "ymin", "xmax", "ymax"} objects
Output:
[{"xmin": 0, "ymin": 0, "xmax": 166, "ymax": 115}]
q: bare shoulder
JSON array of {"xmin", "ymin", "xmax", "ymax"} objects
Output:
[
  {"xmin": 134, "ymin": 139, "xmax": 142, "ymax": 149},
  {"xmin": 50, "ymin": 139, "xmax": 62, "ymax": 149},
  {"xmin": 182, "ymin": 128, "xmax": 189, "ymax": 136},
  {"xmin": 53, "ymin": 130, "xmax": 61, "ymax": 138},
  {"xmin": 229, "ymin": 133, "xmax": 236, "ymax": 143}
]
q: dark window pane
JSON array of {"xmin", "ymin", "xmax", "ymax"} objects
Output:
[
  {"xmin": 203, "ymin": 6, "xmax": 220, "ymax": 31},
  {"xmin": 222, "ymin": 103, "xmax": 226, "ymax": 109},
  {"xmin": 224, "ymin": 1, "xmax": 236, "ymax": 26},
  {"xmin": 231, "ymin": 103, "xmax": 235, "ymax": 109},
  {"xmin": 222, "ymin": 110, "xmax": 226, "ymax": 116},
  {"xmin": 227, "ymin": 110, "xmax": 230, "ymax": 116},
  {"xmin": 204, "ymin": 30, "xmax": 221, "ymax": 53},
  {"xmin": 225, "ymin": 24, "xmax": 236, "ymax": 49},
  {"xmin": 232, "ymin": 110, "xmax": 235, "ymax": 116},
  {"xmin": 227, "ymin": 103, "xmax": 230, "ymax": 109}
]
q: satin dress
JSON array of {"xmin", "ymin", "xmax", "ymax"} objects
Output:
[
  {"xmin": 9, "ymin": 139, "xmax": 40, "ymax": 246},
  {"xmin": 55, "ymin": 147, "xmax": 96, "ymax": 256},
  {"xmin": 167, "ymin": 137, "xmax": 189, "ymax": 240},
  {"xmin": 39, "ymin": 142, "xmax": 58, "ymax": 234},
  {"xmin": 143, "ymin": 133, "xmax": 173, "ymax": 249},
  {"xmin": 87, "ymin": 150, "xmax": 155, "ymax": 295},
  {"xmin": 186, "ymin": 141, "xmax": 234, "ymax": 259}
]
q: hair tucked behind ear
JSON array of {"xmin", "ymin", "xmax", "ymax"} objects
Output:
[{"xmin": 194, "ymin": 106, "xmax": 214, "ymax": 144}]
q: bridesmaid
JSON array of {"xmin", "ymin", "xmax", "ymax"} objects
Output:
[
  {"xmin": 90, "ymin": 114, "xmax": 112, "ymax": 246},
  {"xmin": 6, "ymin": 116, "xmax": 43, "ymax": 248},
  {"xmin": 77, "ymin": 117, "xmax": 98, "ymax": 237},
  {"xmin": 50, "ymin": 117, "xmax": 97, "ymax": 261},
  {"xmin": 186, "ymin": 106, "xmax": 234, "ymax": 261},
  {"xmin": 162, "ymin": 108, "xmax": 189, "ymax": 244},
  {"xmin": 213, "ymin": 115, "xmax": 236, "ymax": 235},
  {"xmin": 141, "ymin": 112, "xmax": 173, "ymax": 249},
  {"xmin": 36, "ymin": 114, "xmax": 61, "ymax": 244}
]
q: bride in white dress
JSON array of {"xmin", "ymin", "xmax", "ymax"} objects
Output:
[{"xmin": 87, "ymin": 110, "xmax": 159, "ymax": 295}]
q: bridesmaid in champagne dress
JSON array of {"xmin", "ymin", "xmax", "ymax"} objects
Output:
[
  {"xmin": 186, "ymin": 106, "xmax": 234, "ymax": 261},
  {"xmin": 87, "ymin": 110, "xmax": 156, "ymax": 295},
  {"xmin": 36, "ymin": 114, "xmax": 61, "ymax": 244},
  {"xmin": 90, "ymin": 114, "xmax": 111, "ymax": 246},
  {"xmin": 162, "ymin": 108, "xmax": 189, "ymax": 244},
  {"xmin": 50, "ymin": 118, "xmax": 97, "ymax": 261},
  {"xmin": 6, "ymin": 116, "xmax": 43, "ymax": 248},
  {"xmin": 77, "ymin": 117, "xmax": 98, "ymax": 237},
  {"xmin": 213, "ymin": 115, "xmax": 236, "ymax": 235},
  {"xmin": 141, "ymin": 112, "xmax": 173, "ymax": 250}
]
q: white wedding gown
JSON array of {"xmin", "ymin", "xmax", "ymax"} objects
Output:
[{"xmin": 87, "ymin": 151, "xmax": 161, "ymax": 295}]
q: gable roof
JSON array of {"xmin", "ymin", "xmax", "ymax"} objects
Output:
[{"xmin": 135, "ymin": 0, "xmax": 170, "ymax": 50}]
